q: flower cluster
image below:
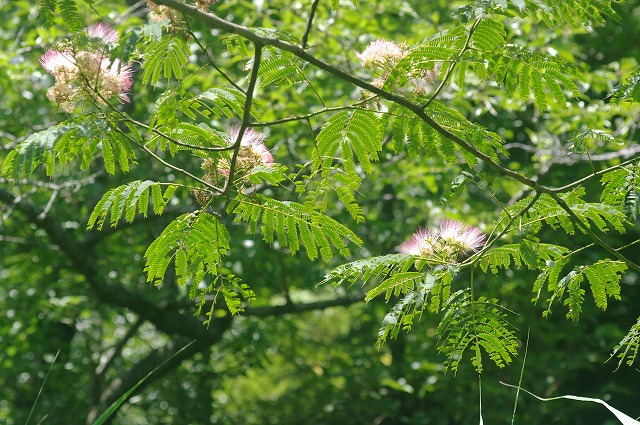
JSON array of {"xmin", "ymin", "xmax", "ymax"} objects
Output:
[
  {"xmin": 195, "ymin": 127, "xmax": 274, "ymax": 205},
  {"xmin": 399, "ymin": 220, "xmax": 485, "ymax": 262},
  {"xmin": 40, "ymin": 24, "xmax": 132, "ymax": 112},
  {"xmin": 355, "ymin": 39, "xmax": 407, "ymax": 71},
  {"xmin": 217, "ymin": 127, "xmax": 274, "ymax": 176},
  {"xmin": 356, "ymin": 39, "xmax": 441, "ymax": 94}
]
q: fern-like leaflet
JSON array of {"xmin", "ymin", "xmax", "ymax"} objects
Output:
[
  {"xmin": 568, "ymin": 129, "xmax": 617, "ymax": 154},
  {"xmin": 470, "ymin": 18, "xmax": 506, "ymax": 53},
  {"xmin": 321, "ymin": 256, "xmax": 461, "ymax": 345},
  {"xmin": 55, "ymin": 0, "xmax": 83, "ymax": 31},
  {"xmin": 194, "ymin": 274, "xmax": 256, "ymax": 321},
  {"xmin": 543, "ymin": 259, "xmax": 627, "ymax": 321},
  {"xmin": 437, "ymin": 291, "xmax": 519, "ymax": 374},
  {"xmin": 234, "ymin": 164, "xmax": 282, "ymax": 185},
  {"xmin": 455, "ymin": 0, "xmax": 619, "ymax": 28},
  {"xmin": 313, "ymin": 109, "xmax": 383, "ymax": 179},
  {"xmin": 302, "ymin": 169, "xmax": 366, "ymax": 223},
  {"xmin": 479, "ymin": 242, "xmax": 569, "ymax": 274},
  {"xmin": 486, "ymin": 44, "xmax": 583, "ymax": 110},
  {"xmin": 304, "ymin": 110, "xmax": 382, "ymax": 222},
  {"xmin": 600, "ymin": 167, "xmax": 638, "ymax": 221},
  {"xmin": 507, "ymin": 188, "xmax": 628, "ymax": 236},
  {"xmin": 321, "ymin": 251, "xmax": 461, "ymax": 313},
  {"xmin": 180, "ymin": 87, "xmax": 263, "ymax": 120},
  {"xmin": 611, "ymin": 65, "xmax": 640, "ymax": 103},
  {"xmin": 374, "ymin": 270, "xmax": 457, "ymax": 348},
  {"xmin": 2, "ymin": 117, "xmax": 135, "ymax": 179},
  {"xmin": 388, "ymin": 105, "xmax": 450, "ymax": 160},
  {"xmin": 2, "ymin": 125, "xmax": 62, "ymax": 179},
  {"xmin": 229, "ymin": 194, "xmax": 363, "ymax": 261},
  {"xmin": 320, "ymin": 254, "xmax": 419, "ymax": 288},
  {"xmin": 376, "ymin": 284, "xmax": 430, "ymax": 346},
  {"xmin": 258, "ymin": 49, "xmax": 305, "ymax": 88},
  {"xmin": 87, "ymin": 180, "xmax": 177, "ymax": 230},
  {"xmin": 39, "ymin": 0, "xmax": 83, "ymax": 31},
  {"xmin": 425, "ymin": 101, "xmax": 507, "ymax": 163},
  {"xmin": 144, "ymin": 211, "xmax": 230, "ymax": 286},
  {"xmin": 142, "ymin": 36, "xmax": 190, "ymax": 86},
  {"xmin": 609, "ymin": 316, "xmax": 640, "ymax": 369},
  {"xmin": 149, "ymin": 122, "xmax": 229, "ymax": 155},
  {"xmin": 142, "ymin": 210, "xmax": 255, "ymax": 316},
  {"xmin": 330, "ymin": 0, "xmax": 359, "ymax": 10}
]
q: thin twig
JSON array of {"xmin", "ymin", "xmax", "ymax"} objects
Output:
[
  {"xmin": 116, "ymin": 127, "xmax": 224, "ymax": 194},
  {"xmin": 296, "ymin": 62, "xmax": 327, "ymax": 107},
  {"xmin": 250, "ymin": 102, "xmax": 371, "ymax": 127},
  {"xmin": 183, "ymin": 18, "xmax": 246, "ymax": 94},
  {"xmin": 301, "ymin": 0, "xmax": 321, "ymax": 49},
  {"xmin": 81, "ymin": 70, "xmax": 235, "ymax": 153},
  {"xmin": 467, "ymin": 193, "xmax": 541, "ymax": 268},
  {"xmin": 554, "ymin": 152, "xmax": 640, "ymax": 192},
  {"xmin": 422, "ymin": 19, "xmax": 480, "ymax": 110},
  {"xmin": 113, "ymin": 115, "xmax": 235, "ymax": 152}
]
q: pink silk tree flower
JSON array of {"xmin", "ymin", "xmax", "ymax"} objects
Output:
[
  {"xmin": 400, "ymin": 220, "xmax": 486, "ymax": 261},
  {"xmin": 98, "ymin": 58, "xmax": 134, "ymax": 103},
  {"xmin": 195, "ymin": 127, "xmax": 271, "ymax": 204},
  {"xmin": 228, "ymin": 126, "xmax": 274, "ymax": 166},
  {"xmin": 438, "ymin": 220, "xmax": 486, "ymax": 253},
  {"xmin": 412, "ymin": 62, "xmax": 442, "ymax": 94},
  {"xmin": 356, "ymin": 39, "xmax": 406, "ymax": 69},
  {"xmin": 216, "ymin": 127, "xmax": 274, "ymax": 177},
  {"xmin": 399, "ymin": 227, "xmax": 437, "ymax": 257},
  {"xmin": 86, "ymin": 23, "xmax": 119, "ymax": 44},
  {"xmin": 40, "ymin": 24, "xmax": 133, "ymax": 111},
  {"xmin": 40, "ymin": 50, "xmax": 77, "ymax": 78}
]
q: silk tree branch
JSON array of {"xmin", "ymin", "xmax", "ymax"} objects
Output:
[
  {"xmin": 223, "ymin": 43, "xmax": 263, "ymax": 195},
  {"xmin": 301, "ymin": 0, "xmax": 321, "ymax": 49},
  {"xmin": 151, "ymin": 0, "xmax": 640, "ymax": 273},
  {"xmin": 150, "ymin": 0, "xmax": 547, "ymax": 193}
]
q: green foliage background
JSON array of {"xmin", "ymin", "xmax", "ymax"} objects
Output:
[{"xmin": 1, "ymin": 0, "xmax": 640, "ymax": 424}]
